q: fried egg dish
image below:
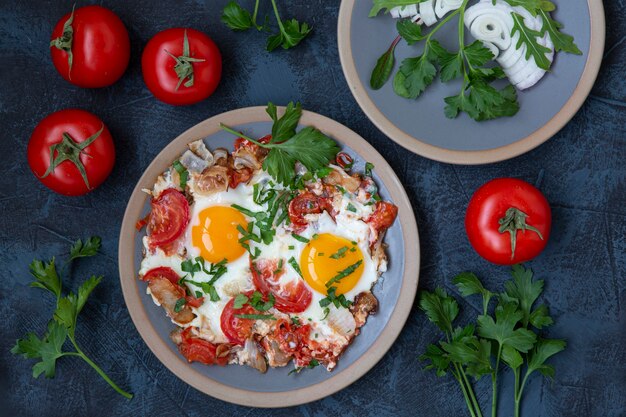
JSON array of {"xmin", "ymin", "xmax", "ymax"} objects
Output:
[{"xmin": 137, "ymin": 109, "xmax": 398, "ymax": 374}]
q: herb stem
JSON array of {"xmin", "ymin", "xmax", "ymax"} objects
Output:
[
  {"xmin": 514, "ymin": 367, "xmax": 521, "ymax": 417},
  {"xmin": 252, "ymin": 0, "xmax": 260, "ymax": 27},
  {"xmin": 491, "ymin": 345, "xmax": 503, "ymax": 417},
  {"xmin": 70, "ymin": 338, "xmax": 133, "ymax": 399},
  {"xmin": 269, "ymin": 0, "xmax": 285, "ymax": 33},
  {"xmin": 453, "ymin": 365, "xmax": 477, "ymax": 417},
  {"xmin": 220, "ymin": 124, "xmax": 266, "ymax": 147},
  {"xmin": 460, "ymin": 367, "xmax": 484, "ymax": 417}
]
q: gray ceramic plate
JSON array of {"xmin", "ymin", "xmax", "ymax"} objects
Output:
[
  {"xmin": 118, "ymin": 107, "xmax": 420, "ymax": 407},
  {"xmin": 338, "ymin": 0, "xmax": 605, "ymax": 164}
]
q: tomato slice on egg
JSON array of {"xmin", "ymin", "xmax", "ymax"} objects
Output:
[
  {"xmin": 251, "ymin": 258, "xmax": 312, "ymax": 313},
  {"xmin": 147, "ymin": 188, "xmax": 190, "ymax": 248},
  {"xmin": 220, "ymin": 292, "xmax": 258, "ymax": 345}
]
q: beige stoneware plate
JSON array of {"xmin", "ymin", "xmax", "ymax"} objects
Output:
[
  {"xmin": 119, "ymin": 107, "xmax": 420, "ymax": 407},
  {"xmin": 338, "ymin": 0, "xmax": 605, "ymax": 164}
]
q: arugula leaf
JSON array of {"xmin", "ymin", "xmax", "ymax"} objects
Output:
[
  {"xmin": 267, "ymin": 101, "xmax": 302, "ymax": 143},
  {"xmin": 501, "ymin": 0, "xmax": 555, "ymax": 16},
  {"xmin": 371, "ymin": 36, "xmax": 400, "ymax": 90},
  {"xmin": 511, "ymin": 13, "xmax": 553, "ymax": 70},
  {"xmin": 70, "ymin": 236, "xmax": 101, "ymax": 260},
  {"xmin": 29, "ymin": 258, "xmax": 62, "ymax": 298},
  {"xmin": 397, "ymin": 19, "xmax": 424, "ymax": 45},
  {"xmin": 539, "ymin": 10, "xmax": 582, "ymax": 55},
  {"xmin": 477, "ymin": 302, "xmax": 537, "ymax": 353},
  {"xmin": 526, "ymin": 338, "xmax": 566, "ymax": 378},
  {"xmin": 221, "ymin": 1, "xmax": 254, "ymax": 31},
  {"xmin": 418, "ymin": 288, "xmax": 459, "ymax": 333},
  {"xmin": 504, "ymin": 264, "xmax": 543, "ymax": 327},
  {"xmin": 12, "ymin": 320, "xmax": 68, "ymax": 378},
  {"xmin": 369, "ymin": 0, "xmax": 424, "ymax": 17},
  {"xmin": 395, "ymin": 48, "xmax": 437, "ymax": 99}
]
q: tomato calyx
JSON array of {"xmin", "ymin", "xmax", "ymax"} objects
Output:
[
  {"xmin": 49, "ymin": 5, "xmax": 75, "ymax": 79},
  {"xmin": 498, "ymin": 207, "xmax": 545, "ymax": 260},
  {"xmin": 164, "ymin": 29, "xmax": 206, "ymax": 91},
  {"xmin": 40, "ymin": 125, "xmax": 104, "ymax": 189}
]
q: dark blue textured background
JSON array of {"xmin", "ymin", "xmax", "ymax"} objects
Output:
[{"xmin": 0, "ymin": 1, "xmax": 624, "ymax": 416}]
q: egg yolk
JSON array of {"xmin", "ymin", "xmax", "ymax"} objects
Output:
[
  {"xmin": 300, "ymin": 233, "xmax": 364, "ymax": 295},
  {"xmin": 191, "ymin": 206, "xmax": 248, "ymax": 263}
]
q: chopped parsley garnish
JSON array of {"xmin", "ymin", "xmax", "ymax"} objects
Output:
[
  {"xmin": 319, "ymin": 287, "xmax": 352, "ymax": 309},
  {"xmin": 288, "ymin": 245, "xmax": 295, "ymax": 250},
  {"xmin": 172, "ymin": 160, "xmax": 189, "ymax": 189},
  {"xmin": 234, "ymin": 291, "xmax": 275, "ymax": 312},
  {"xmin": 346, "ymin": 202, "xmax": 357, "ymax": 212},
  {"xmin": 234, "ymin": 313, "xmax": 276, "ymax": 320},
  {"xmin": 365, "ymin": 162, "xmax": 374, "ymax": 177},
  {"xmin": 179, "ymin": 258, "xmax": 227, "ymax": 302},
  {"xmin": 291, "ymin": 233, "xmax": 309, "ymax": 243},
  {"xmin": 329, "ymin": 246, "xmax": 349, "ymax": 260},
  {"xmin": 288, "ymin": 256, "xmax": 303, "ymax": 278},
  {"xmin": 291, "ymin": 316, "xmax": 301, "ymax": 326},
  {"xmin": 174, "ymin": 297, "xmax": 186, "ymax": 313},
  {"xmin": 325, "ymin": 260, "xmax": 363, "ymax": 287}
]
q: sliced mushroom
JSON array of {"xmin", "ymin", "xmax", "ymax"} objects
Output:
[
  {"xmin": 241, "ymin": 338, "xmax": 268, "ymax": 373},
  {"xmin": 213, "ymin": 148, "xmax": 229, "ymax": 167},
  {"xmin": 180, "ymin": 150, "xmax": 209, "ymax": 173},
  {"xmin": 262, "ymin": 337, "xmax": 292, "ymax": 367},
  {"xmin": 233, "ymin": 148, "xmax": 262, "ymax": 170},
  {"xmin": 327, "ymin": 306, "xmax": 357, "ymax": 339},
  {"xmin": 350, "ymin": 292, "xmax": 379, "ymax": 329},
  {"xmin": 188, "ymin": 139, "xmax": 214, "ymax": 165},
  {"xmin": 148, "ymin": 277, "xmax": 195, "ymax": 324},
  {"xmin": 193, "ymin": 165, "xmax": 229, "ymax": 195},
  {"xmin": 323, "ymin": 166, "xmax": 361, "ymax": 193}
]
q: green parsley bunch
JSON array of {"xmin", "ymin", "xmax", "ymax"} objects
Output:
[{"xmin": 419, "ymin": 265, "xmax": 565, "ymax": 417}]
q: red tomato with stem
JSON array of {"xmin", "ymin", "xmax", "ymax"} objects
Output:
[
  {"xmin": 465, "ymin": 178, "xmax": 551, "ymax": 265},
  {"xmin": 27, "ymin": 109, "xmax": 115, "ymax": 196},
  {"xmin": 251, "ymin": 258, "xmax": 312, "ymax": 313},
  {"xmin": 50, "ymin": 5, "xmax": 130, "ymax": 88},
  {"xmin": 142, "ymin": 28, "xmax": 222, "ymax": 106},
  {"xmin": 147, "ymin": 189, "xmax": 190, "ymax": 248}
]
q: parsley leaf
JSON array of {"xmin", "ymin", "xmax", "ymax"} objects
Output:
[
  {"xmin": 267, "ymin": 101, "xmax": 302, "ymax": 143},
  {"xmin": 453, "ymin": 271, "xmax": 493, "ymax": 315},
  {"xmin": 29, "ymin": 258, "xmax": 62, "ymax": 299},
  {"xmin": 221, "ymin": 1, "xmax": 255, "ymax": 31},
  {"xmin": 11, "ymin": 320, "xmax": 68, "ymax": 378},
  {"xmin": 394, "ymin": 47, "xmax": 437, "ymax": 99},
  {"xmin": 397, "ymin": 19, "xmax": 424, "ymax": 45},
  {"xmin": 69, "ymin": 236, "xmax": 101, "ymax": 260},
  {"xmin": 267, "ymin": 13, "xmax": 311, "ymax": 52},
  {"xmin": 526, "ymin": 338, "xmax": 566, "ymax": 378},
  {"xmin": 504, "ymin": 264, "xmax": 544, "ymax": 327},
  {"xmin": 418, "ymin": 288, "xmax": 459, "ymax": 333},
  {"xmin": 477, "ymin": 302, "xmax": 537, "ymax": 353},
  {"xmin": 369, "ymin": 0, "xmax": 422, "ymax": 17}
]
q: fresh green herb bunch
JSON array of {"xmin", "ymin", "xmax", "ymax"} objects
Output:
[
  {"xmin": 370, "ymin": 0, "xmax": 581, "ymax": 121},
  {"xmin": 419, "ymin": 265, "xmax": 565, "ymax": 417},
  {"xmin": 11, "ymin": 237, "xmax": 133, "ymax": 399},
  {"xmin": 222, "ymin": 0, "xmax": 312, "ymax": 52}
]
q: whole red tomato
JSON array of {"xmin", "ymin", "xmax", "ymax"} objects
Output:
[
  {"xmin": 142, "ymin": 28, "xmax": 222, "ymax": 105},
  {"xmin": 27, "ymin": 109, "xmax": 116, "ymax": 196},
  {"xmin": 465, "ymin": 178, "xmax": 551, "ymax": 265},
  {"xmin": 50, "ymin": 5, "xmax": 130, "ymax": 88}
]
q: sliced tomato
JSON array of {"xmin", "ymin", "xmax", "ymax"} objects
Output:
[
  {"xmin": 228, "ymin": 166, "xmax": 253, "ymax": 189},
  {"xmin": 178, "ymin": 328, "xmax": 227, "ymax": 365},
  {"xmin": 233, "ymin": 134, "xmax": 271, "ymax": 152},
  {"xmin": 185, "ymin": 295, "xmax": 205, "ymax": 308},
  {"xmin": 220, "ymin": 292, "xmax": 258, "ymax": 345},
  {"xmin": 141, "ymin": 266, "xmax": 180, "ymax": 284},
  {"xmin": 147, "ymin": 188, "xmax": 190, "ymax": 248},
  {"xmin": 251, "ymin": 258, "xmax": 312, "ymax": 313},
  {"xmin": 272, "ymin": 319, "xmax": 312, "ymax": 363},
  {"xmin": 288, "ymin": 192, "xmax": 328, "ymax": 228},
  {"xmin": 366, "ymin": 201, "xmax": 398, "ymax": 233},
  {"xmin": 335, "ymin": 152, "xmax": 353, "ymax": 170}
]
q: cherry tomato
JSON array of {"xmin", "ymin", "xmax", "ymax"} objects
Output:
[
  {"xmin": 178, "ymin": 328, "xmax": 227, "ymax": 365},
  {"xmin": 251, "ymin": 258, "xmax": 312, "ymax": 313},
  {"xmin": 27, "ymin": 109, "xmax": 115, "ymax": 196},
  {"xmin": 142, "ymin": 28, "xmax": 222, "ymax": 106},
  {"xmin": 50, "ymin": 5, "xmax": 130, "ymax": 88},
  {"xmin": 141, "ymin": 267, "xmax": 180, "ymax": 284},
  {"xmin": 365, "ymin": 201, "xmax": 398, "ymax": 233},
  {"xmin": 288, "ymin": 192, "xmax": 328, "ymax": 228},
  {"xmin": 147, "ymin": 189, "xmax": 190, "ymax": 248},
  {"xmin": 220, "ymin": 292, "xmax": 258, "ymax": 345},
  {"xmin": 465, "ymin": 178, "xmax": 551, "ymax": 265}
]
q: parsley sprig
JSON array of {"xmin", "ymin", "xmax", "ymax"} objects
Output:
[
  {"xmin": 11, "ymin": 237, "xmax": 133, "ymax": 399},
  {"xmin": 221, "ymin": 102, "xmax": 340, "ymax": 186},
  {"xmin": 233, "ymin": 291, "xmax": 277, "ymax": 320},
  {"xmin": 419, "ymin": 265, "xmax": 565, "ymax": 417},
  {"xmin": 221, "ymin": 0, "xmax": 312, "ymax": 52},
  {"xmin": 180, "ymin": 257, "xmax": 228, "ymax": 302}
]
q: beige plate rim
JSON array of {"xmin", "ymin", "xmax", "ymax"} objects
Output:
[
  {"xmin": 118, "ymin": 106, "xmax": 420, "ymax": 408},
  {"xmin": 337, "ymin": 0, "xmax": 606, "ymax": 165}
]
